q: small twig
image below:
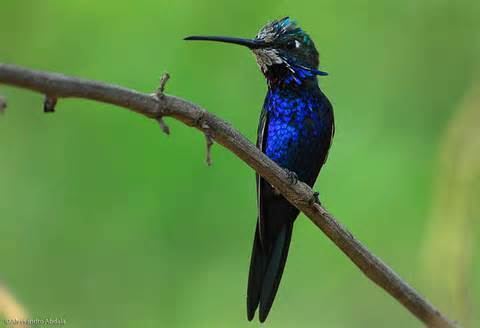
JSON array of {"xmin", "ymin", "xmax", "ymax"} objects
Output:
[
  {"xmin": 153, "ymin": 73, "xmax": 171, "ymax": 135},
  {"xmin": 43, "ymin": 95, "xmax": 57, "ymax": 113},
  {"xmin": 157, "ymin": 73, "xmax": 170, "ymax": 96},
  {"xmin": 0, "ymin": 95, "xmax": 6, "ymax": 113},
  {"xmin": 203, "ymin": 124, "xmax": 214, "ymax": 166},
  {"xmin": 195, "ymin": 110, "xmax": 215, "ymax": 166},
  {"xmin": 157, "ymin": 116, "xmax": 170, "ymax": 135}
]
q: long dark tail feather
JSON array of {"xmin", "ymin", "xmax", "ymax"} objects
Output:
[
  {"xmin": 259, "ymin": 222, "xmax": 293, "ymax": 322},
  {"xmin": 247, "ymin": 222, "xmax": 265, "ymax": 321},
  {"xmin": 247, "ymin": 221, "xmax": 294, "ymax": 322}
]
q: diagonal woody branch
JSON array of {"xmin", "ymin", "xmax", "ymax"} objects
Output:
[{"xmin": 0, "ymin": 63, "xmax": 458, "ymax": 328}]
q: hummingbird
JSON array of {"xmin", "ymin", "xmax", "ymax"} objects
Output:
[{"xmin": 185, "ymin": 17, "xmax": 334, "ymax": 322}]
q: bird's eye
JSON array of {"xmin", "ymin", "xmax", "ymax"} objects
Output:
[{"xmin": 286, "ymin": 39, "xmax": 299, "ymax": 49}]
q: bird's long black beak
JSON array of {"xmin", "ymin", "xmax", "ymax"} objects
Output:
[{"xmin": 184, "ymin": 35, "xmax": 267, "ymax": 49}]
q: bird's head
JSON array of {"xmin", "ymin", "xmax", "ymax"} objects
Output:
[{"xmin": 185, "ymin": 17, "xmax": 327, "ymax": 85}]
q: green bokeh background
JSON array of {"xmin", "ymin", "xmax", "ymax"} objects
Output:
[{"xmin": 1, "ymin": 1, "xmax": 479, "ymax": 327}]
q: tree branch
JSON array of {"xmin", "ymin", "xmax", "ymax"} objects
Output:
[{"xmin": 0, "ymin": 63, "xmax": 459, "ymax": 327}]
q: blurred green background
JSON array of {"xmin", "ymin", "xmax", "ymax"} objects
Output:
[{"xmin": 1, "ymin": 1, "xmax": 479, "ymax": 327}]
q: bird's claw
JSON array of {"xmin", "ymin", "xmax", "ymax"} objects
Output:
[{"xmin": 284, "ymin": 169, "xmax": 298, "ymax": 185}]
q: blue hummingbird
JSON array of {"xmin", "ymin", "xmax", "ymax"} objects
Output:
[{"xmin": 185, "ymin": 17, "xmax": 334, "ymax": 322}]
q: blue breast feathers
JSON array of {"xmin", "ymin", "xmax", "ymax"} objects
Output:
[{"xmin": 263, "ymin": 86, "xmax": 329, "ymax": 174}]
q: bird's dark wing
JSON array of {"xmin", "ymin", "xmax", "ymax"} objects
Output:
[
  {"xmin": 247, "ymin": 108, "xmax": 268, "ymax": 321},
  {"xmin": 247, "ymin": 108, "xmax": 296, "ymax": 322},
  {"xmin": 247, "ymin": 108, "xmax": 267, "ymax": 320},
  {"xmin": 255, "ymin": 108, "xmax": 268, "ymax": 242},
  {"xmin": 318, "ymin": 92, "xmax": 335, "ymax": 171},
  {"xmin": 302, "ymin": 92, "xmax": 335, "ymax": 186}
]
